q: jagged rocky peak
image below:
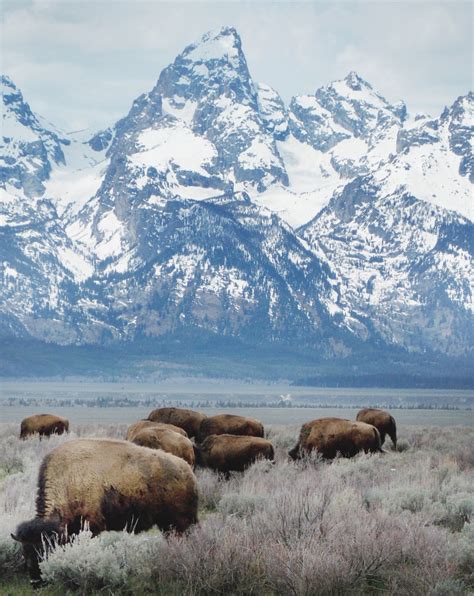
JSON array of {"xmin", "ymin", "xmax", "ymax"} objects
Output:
[
  {"xmin": 393, "ymin": 92, "xmax": 473, "ymax": 207},
  {"xmin": 2, "ymin": 75, "xmax": 36, "ymax": 123},
  {"xmin": 321, "ymin": 71, "xmax": 400, "ymax": 110},
  {"xmin": 288, "ymin": 70, "xmax": 406, "ymax": 159},
  {"xmin": 156, "ymin": 26, "xmax": 257, "ymax": 117},
  {"xmin": 183, "ymin": 25, "xmax": 245, "ymax": 70},
  {"xmin": 442, "ymin": 92, "xmax": 473, "ymax": 182},
  {"xmin": 302, "ymin": 173, "xmax": 474, "ymax": 356},
  {"xmin": 315, "ymin": 71, "xmax": 406, "ymax": 135},
  {"xmin": 1, "ymin": 75, "xmax": 67, "ymax": 147},
  {"xmin": 1, "ymin": 74, "xmax": 68, "ymax": 197},
  {"xmin": 257, "ymin": 83, "xmax": 288, "ymax": 140},
  {"xmin": 340, "ymin": 71, "xmax": 407, "ymax": 123},
  {"xmin": 2, "ymin": 75, "xmax": 22, "ymax": 108},
  {"xmin": 91, "ymin": 25, "xmax": 288, "ymax": 212},
  {"xmin": 343, "ymin": 70, "xmax": 370, "ymax": 91}
]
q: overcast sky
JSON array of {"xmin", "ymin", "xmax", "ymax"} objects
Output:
[{"xmin": 2, "ymin": 0, "xmax": 472, "ymax": 132}]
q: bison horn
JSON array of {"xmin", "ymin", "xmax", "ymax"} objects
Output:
[{"xmin": 11, "ymin": 533, "xmax": 20, "ymax": 542}]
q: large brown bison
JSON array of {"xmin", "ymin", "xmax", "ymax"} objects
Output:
[
  {"xmin": 20, "ymin": 414, "xmax": 69, "ymax": 439},
  {"xmin": 131, "ymin": 427, "xmax": 195, "ymax": 466},
  {"xmin": 195, "ymin": 434, "xmax": 274, "ymax": 474},
  {"xmin": 12, "ymin": 438, "xmax": 198, "ymax": 586},
  {"xmin": 147, "ymin": 407, "xmax": 206, "ymax": 438},
  {"xmin": 289, "ymin": 417, "xmax": 383, "ymax": 460},
  {"xmin": 356, "ymin": 408, "xmax": 397, "ymax": 448},
  {"xmin": 198, "ymin": 414, "xmax": 264, "ymax": 443},
  {"xmin": 126, "ymin": 419, "xmax": 188, "ymax": 441}
]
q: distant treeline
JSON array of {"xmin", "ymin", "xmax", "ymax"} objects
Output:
[
  {"xmin": 1, "ymin": 398, "xmax": 472, "ymax": 410},
  {"xmin": 293, "ymin": 374, "xmax": 474, "ymax": 389}
]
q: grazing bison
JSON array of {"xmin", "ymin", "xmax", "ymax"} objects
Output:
[
  {"xmin": 147, "ymin": 407, "xmax": 206, "ymax": 438},
  {"xmin": 20, "ymin": 414, "xmax": 69, "ymax": 440},
  {"xmin": 126, "ymin": 419, "xmax": 188, "ymax": 441},
  {"xmin": 289, "ymin": 417, "xmax": 382, "ymax": 460},
  {"xmin": 198, "ymin": 414, "xmax": 264, "ymax": 443},
  {"xmin": 356, "ymin": 408, "xmax": 397, "ymax": 448},
  {"xmin": 12, "ymin": 438, "xmax": 198, "ymax": 586},
  {"xmin": 131, "ymin": 427, "xmax": 195, "ymax": 466},
  {"xmin": 195, "ymin": 434, "xmax": 274, "ymax": 474}
]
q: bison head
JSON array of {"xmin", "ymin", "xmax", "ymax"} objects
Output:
[{"xmin": 12, "ymin": 517, "xmax": 61, "ymax": 586}]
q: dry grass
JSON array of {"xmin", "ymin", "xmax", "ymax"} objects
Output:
[{"xmin": 0, "ymin": 421, "xmax": 473, "ymax": 595}]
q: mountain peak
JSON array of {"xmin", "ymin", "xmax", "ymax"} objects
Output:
[
  {"xmin": 1, "ymin": 75, "xmax": 24, "ymax": 107},
  {"xmin": 344, "ymin": 71, "xmax": 371, "ymax": 91},
  {"xmin": 1, "ymin": 74, "xmax": 17, "ymax": 92},
  {"xmin": 182, "ymin": 26, "xmax": 242, "ymax": 66}
]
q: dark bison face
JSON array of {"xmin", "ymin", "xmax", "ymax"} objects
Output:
[
  {"xmin": 12, "ymin": 518, "xmax": 60, "ymax": 586},
  {"xmin": 288, "ymin": 445, "xmax": 301, "ymax": 460},
  {"xmin": 172, "ymin": 508, "xmax": 199, "ymax": 534}
]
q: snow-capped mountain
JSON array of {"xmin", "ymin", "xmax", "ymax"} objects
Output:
[
  {"xmin": 302, "ymin": 177, "xmax": 473, "ymax": 356},
  {"xmin": 300, "ymin": 91, "xmax": 473, "ymax": 356},
  {"xmin": 77, "ymin": 192, "xmax": 353, "ymax": 350},
  {"xmin": 0, "ymin": 26, "xmax": 472, "ymax": 368},
  {"xmin": 0, "ymin": 75, "xmax": 68, "ymax": 200}
]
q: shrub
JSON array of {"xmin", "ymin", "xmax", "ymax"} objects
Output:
[
  {"xmin": 0, "ymin": 422, "xmax": 472, "ymax": 594},
  {"xmin": 0, "ymin": 521, "xmax": 23, "ymax": 579},
  {"xmin": 195, "ymin": 468, "xmax": 225, "ymax": 512}
]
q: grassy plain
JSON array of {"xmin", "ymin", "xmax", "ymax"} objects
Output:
[{"xmin": 0, "ymin": 418, "xmax": 472, "ymax": 595}]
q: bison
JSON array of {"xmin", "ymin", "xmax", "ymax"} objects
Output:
[
  {"xmin": 289, "ymin": 417, "xmax": 383, "ymax": 460},
  {"xmin": 147, "ymin": 407, "xmax": 206, "ymax": 438},
  {"xmin": 198, "ymin": 414, "xmax": 264, "ymax": 443},
  {"xmin": 131, "ymin": 427, "xmax": 195, "ymax": 466},
  {"xmin": 356, "ymin": 408, "xmax": 397, "ymax": 448},
  {"xmin": 12, "ymin": 438, "xmax": 198, "ymax": 586},
  {"xmin": 195, "ymin": 434, "xmax": 274, "ymax": 474},
  {"xmin": 126, "ymin": 419, "xmax": 188, "ymax": 441},
  {"xmin": 20, "ymin": 414, "xmax": 69, "ymax": 440}
]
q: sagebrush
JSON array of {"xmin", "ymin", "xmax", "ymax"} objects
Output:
[{"xmin": 0, "ymin": 421, "xmax": 473, "ymax": 595}]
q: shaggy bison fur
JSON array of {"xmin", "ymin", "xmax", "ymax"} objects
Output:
[
  {"xmin": 20, "ymin": 414, "xmax": 69, "ymax": 440},
  {"xmin": 195, "ymin": 434, "xmax": 274, "ymax": 474},
  {"xmin": 289, "ymin": 417, "xmax": 383, "ymax": 460},
  {"xmin": 126, "ymin": 419, "xmax": 188, "ymax": 441},
  {"xmin": 147, "ymin": 407, "xmax": 206, "ymax": 438},
  {"xmin": 356, "ymin": 408, "xmax": 397, "ymax": 448},
  {"xmin": 12, "ymin": 438, "xmax": 198, "ymax": 585},
  {"xmin": 198, "ymin": 414, "xmax": 264, "ymax": 443},
  {"xmin": 131, "ymin": 427, "xmax": 195, "ymax": 466}
]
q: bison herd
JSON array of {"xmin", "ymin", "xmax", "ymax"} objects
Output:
[{"xmin": 13, "ymin": 407, "xmax": 397, "ymax": 586}]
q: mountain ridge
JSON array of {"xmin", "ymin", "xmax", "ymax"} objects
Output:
[{"xmin": 1, "ymin": 26, "xmax": 472, "ymax": 378}]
